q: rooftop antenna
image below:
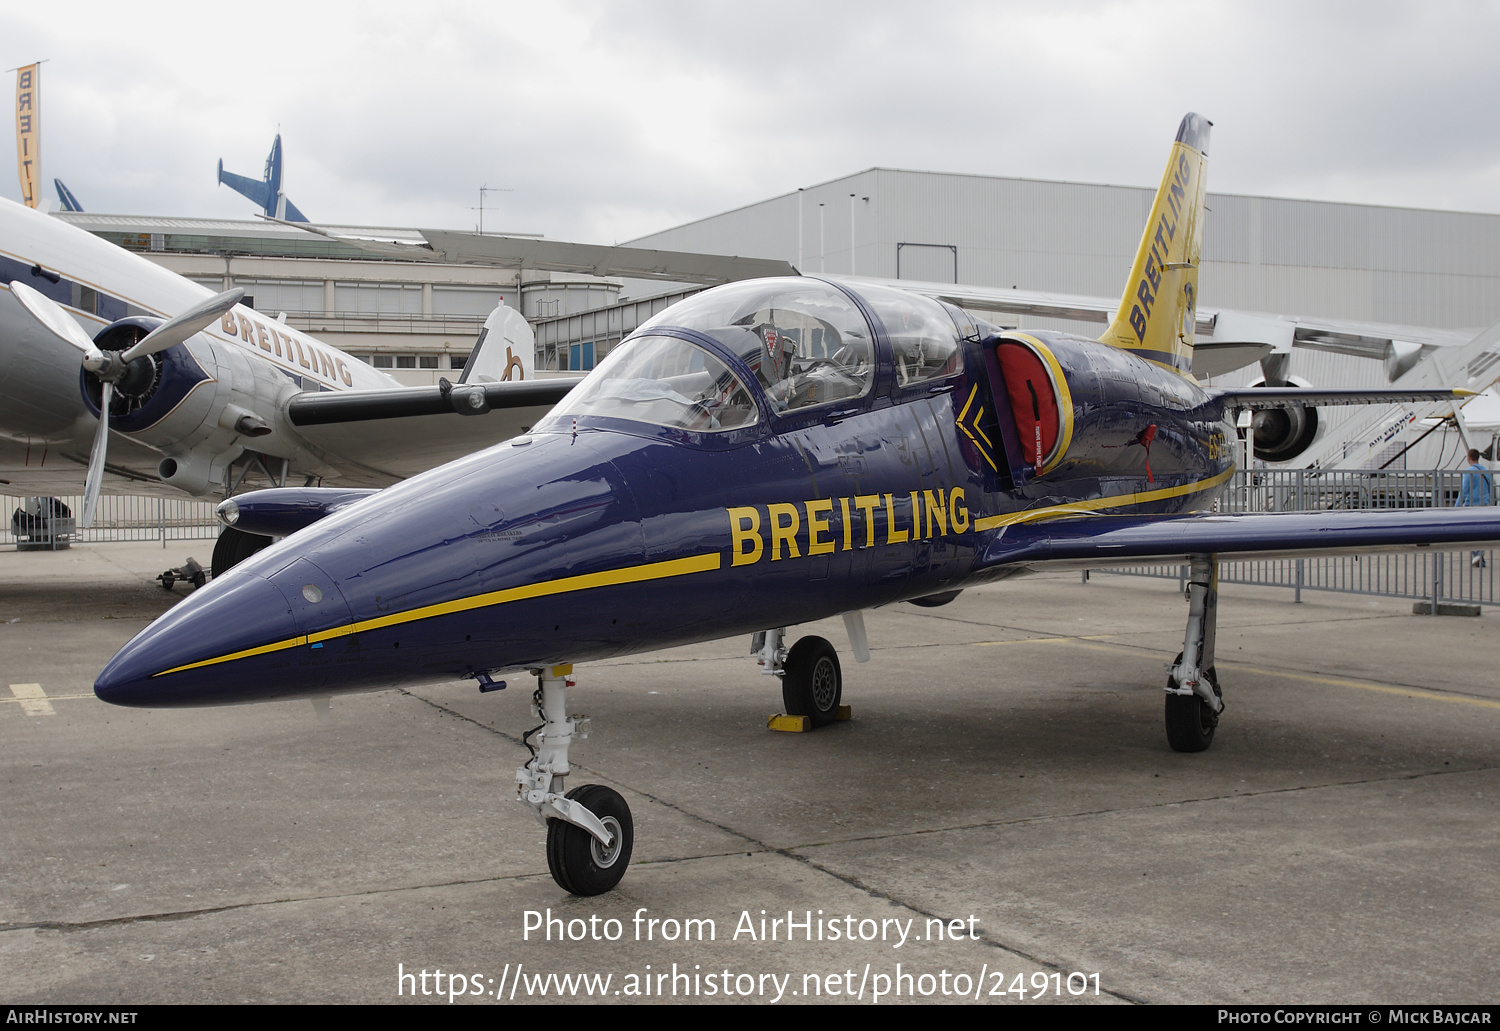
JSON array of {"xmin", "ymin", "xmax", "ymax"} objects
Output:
[{"xmin": 472, "ymin": 184, "xmax": 514, "ymax": 235}]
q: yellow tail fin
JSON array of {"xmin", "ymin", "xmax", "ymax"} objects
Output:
[{"xmin": 1098, "ymin": 113, "xmax": 1211, "ymax": 374}]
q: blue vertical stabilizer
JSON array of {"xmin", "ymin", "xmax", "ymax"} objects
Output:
[
  {"xmin": 54, "ymin": 179, "xmax": 84, "ymax": 212},
  {"xmin": 217, "ymin": 134, "xmax": 309, "ymax": 222}
]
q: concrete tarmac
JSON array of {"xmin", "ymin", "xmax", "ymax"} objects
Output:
[{"xmin": 2, "ymin": 541, "xmax": 1497, "ymax": 1005}]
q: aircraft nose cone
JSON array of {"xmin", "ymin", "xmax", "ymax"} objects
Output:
[{"xmin": 95, "ymin": 572, "xmax": 310, "ymax": 707}]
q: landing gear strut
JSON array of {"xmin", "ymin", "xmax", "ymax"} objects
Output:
[
  {"xmin": 1166, "ymin": 553, "xmax": 1225, "ymax": 752},
  {"xmin": 515, "ymin": 664, "xmax": 633, "ymax": 895},
  {"xmin": 752, "ymin": 625, "xmax": 851, "ymax": 727}
]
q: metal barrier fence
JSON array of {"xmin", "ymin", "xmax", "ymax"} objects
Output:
[
  {"xmin": 3, "ymin": 494, "xmax": 220, "ymax": 548},
  {"xmin": 5, "ymin": 471, "xmax": 1493, "ymax": 606},
  {"xmin": 1097, "ymin": 468, "xmax": 1496, "ymax": 607}
]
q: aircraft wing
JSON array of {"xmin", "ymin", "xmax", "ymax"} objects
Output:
[
  {"xmin": 979, "ymin": 508, "xmax": 1500, "ymax": 571},
  {"xmin": 282, "ymin": 378, "xmax": 581, "ymax": 484},
  {"xmin": 285, "ymin": 378, "xmax": 581, "ymax": 425},
  {"xmin": 1207, "ymin": 387, "xmax": 1476, "ymax": 410},
  {"xmin": 839, "ymin": 275, "xmax": 1475, "ymax": 360},
  {"xmin": 263, "ymin": 218, "xmax": 798, "ymax": 286}
]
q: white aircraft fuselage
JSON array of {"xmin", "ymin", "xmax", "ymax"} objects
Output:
[{"xmin": 0, "ymin": 197, "xmax": 546, "ymax": 500}]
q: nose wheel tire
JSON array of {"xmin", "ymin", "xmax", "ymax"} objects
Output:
[
  {"xmin": 1165, "ymin": 652, "xmax": 1220, "ymax": 753},
  {"xmin": 782, "ymin": 636, "xmax": 842, "ymax": 727},
  {"xmin": 546, "ymin": 784, "xmax": 633, "ymax": 896}
]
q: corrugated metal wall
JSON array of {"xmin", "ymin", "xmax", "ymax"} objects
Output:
[{"xmin": 627, "ymin": 169, "xmax": 1500, "ymax": 332}]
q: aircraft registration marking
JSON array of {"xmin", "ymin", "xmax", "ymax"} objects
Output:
[{"xmin": 153, "ymin": 552, "xmax": 724, "ymax": 677}]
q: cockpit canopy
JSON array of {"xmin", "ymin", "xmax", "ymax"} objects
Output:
[
  {"xmin": 545, "ymin": 334, "xmax": 762, "ymax": 432},
  {"xmin": 542, "ymin": 277, "xmax": 964, "ymax": 434}
]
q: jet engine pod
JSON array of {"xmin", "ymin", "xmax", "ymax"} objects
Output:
[{"xmin": 1249, "ymin": 374, "xmax": 1320, "ymax": 463}]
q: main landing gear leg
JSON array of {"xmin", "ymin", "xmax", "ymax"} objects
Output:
[
  {"xmin": 752, "ymin": 626, "xmax": 845, "ymax": 727},
  {"xmin": 1166, "ymin": 554, "xmax": 1225, "ymax": 753},
  {"xmin": 515, "ymin": 664, "xmax": 633, "ymax": 895}
]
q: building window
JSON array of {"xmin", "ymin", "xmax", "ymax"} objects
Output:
[
  {"xmin": 450, "ymin": 352, "xmax": 472, "ymax": 370},
  {"xmin": 334, "ymin": 282, "xmax": 421, "ymax": 316},
  {"xmin": 432, "ymin": 286, "xmax": 506, "ymax": 317},
  {"xmin": 396, "ymin": 356, "xmax": 416, "ymax": 369},
  {"xmin": 235, "ymin": 279, "xmax": 325, "ymax": 314},
  {"xmin": 419, "ymin": 356, "xmax": 439, "ymax": 369},
  {"xmin": 568, "ymin": 342, "xmax": 596, "ymax": 371},
  {"xmin": 372, "ymin": 355, "xmax": 394, "ymax": 368}
]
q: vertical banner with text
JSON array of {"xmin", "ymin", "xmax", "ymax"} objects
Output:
[{"xmin": 15, "ymin": 63, "xmax": 40, "ymax": 208}]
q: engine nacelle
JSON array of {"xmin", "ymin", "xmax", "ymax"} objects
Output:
[
  {"xmin": 80, "ymin": 317, "xmax": 213, "ymax": 430},
  {"xmin": 991, "ymin": 331, "xmax": 1228, "ymax": 486},
  {"xmin": 157, "ymin": 450, "xmax": 232, "ymax": 496},
  {"xmin": 1248, "ymin": 374, "xmax": 1321, "ymax": 463},
  {"xmin": 80, "ymin": 319, "xmax": 309, "ymax": 494}
]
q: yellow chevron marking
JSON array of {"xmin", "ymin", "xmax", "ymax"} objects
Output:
[{"xmin": 956, "ymin": 384, "xmax": 997, "ymax": 471}]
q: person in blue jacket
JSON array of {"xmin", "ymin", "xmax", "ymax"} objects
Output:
[{"xmin": 1457, "ymin": 448, "xmax": 1494, "ymax": 567}]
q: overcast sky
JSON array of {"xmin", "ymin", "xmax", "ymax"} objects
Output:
[{"xmin": 5, "ymin": 1, "xmax": 1499, "ymax": 245}]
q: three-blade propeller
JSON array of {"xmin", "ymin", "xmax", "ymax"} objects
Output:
[{"xmin": 8, "ymin": 281, "xmax": 244, "ymax": 526}]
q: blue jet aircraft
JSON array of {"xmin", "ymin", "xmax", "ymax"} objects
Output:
[
  {"xmin": 218, "ymin": 134, "xmax": 308, "ymax": 222},
  {"xmin": 95, "ymin": 115, "xmax": 1500, "ymax": 896}
]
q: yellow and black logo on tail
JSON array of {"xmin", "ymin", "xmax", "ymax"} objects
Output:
[{"xmin": 1099, "ymin": 113, "xmax": 1211, "ymax": 375}]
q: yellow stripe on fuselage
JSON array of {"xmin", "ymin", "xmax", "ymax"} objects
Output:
[
  {"xmin": 972, "ymin": 466, "xmax": 1234, "ymax": 532},
  {"xmin": 154, "ymin": 552, "xmax": 723, "ymax": 677}
]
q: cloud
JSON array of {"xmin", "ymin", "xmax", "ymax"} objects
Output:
[{"xmin": 4, "ymin": 1, "xmax": 1498, "ymax": 242}]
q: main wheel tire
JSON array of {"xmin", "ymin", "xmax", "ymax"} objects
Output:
[
  {"xmin": 782, "ymin": 636, "xmax": 842, "ymax": 727},
  {"xmin": 1165, "ymin": 652, "xmax": 1220, "ymax": 753},
  {"xmin": 908, "ymin": 589, "xmax": 963, "ymax": 608},
  {"xmin": 545, "ymin": 784, "xmax": 633, "ymax": 896},
  {"xmin": 211, "ymin": 526, "xmax": 274, "ymax": 579}
]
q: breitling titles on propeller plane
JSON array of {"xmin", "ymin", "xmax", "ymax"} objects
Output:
[{"xmin": 92, "ymin": 114, "xmax": 1500, "ymax": 897}]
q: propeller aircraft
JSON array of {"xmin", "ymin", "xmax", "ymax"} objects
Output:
[
  {"xmin": 93, "ymin": 114, "xmax": 1500, "ymax": 896},
  {"xmin": 0, "ymin": 196, "xmax": 573, "ymax": 573}
]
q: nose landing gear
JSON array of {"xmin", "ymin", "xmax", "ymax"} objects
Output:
[{"xmin": 514, "ymin": 664, "xmax": 634, "ymax": 895}]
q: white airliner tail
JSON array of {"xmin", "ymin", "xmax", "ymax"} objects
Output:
[{"xmin": 460, "ymin": 304, "xmax": 534, "ymax": 383}]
